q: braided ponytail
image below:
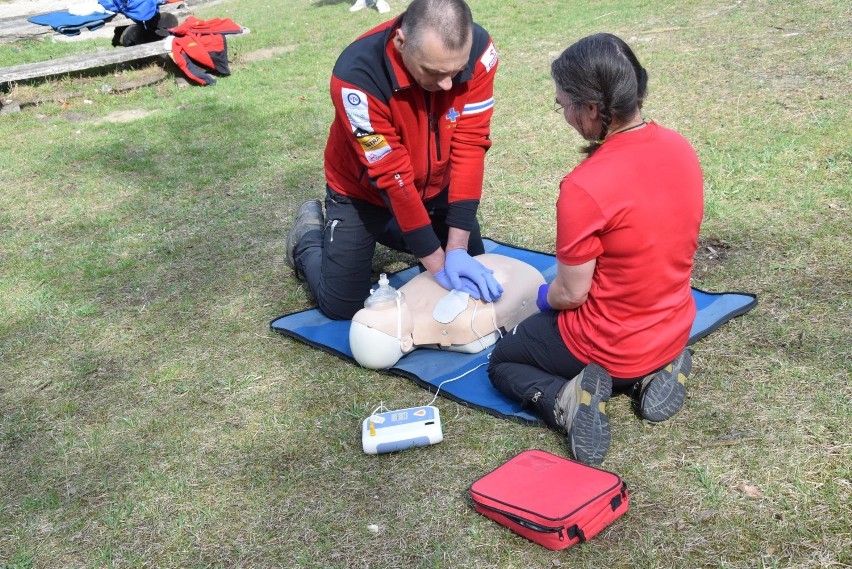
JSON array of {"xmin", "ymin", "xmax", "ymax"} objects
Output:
[
  {"xmin": 636, "ymin": 66, "xmax": 648, "ymax": 109},
  {"xmin": 579, "ymin": 104, "xmax": 610, "ymax": 157},
  {"xmin": 597, "ymin": 105, "xmax": 612, "ymax": 141}
]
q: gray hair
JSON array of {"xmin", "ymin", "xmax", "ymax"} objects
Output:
[
  {"xmin": 400, "ymin": 0, "xmax": 473, "ymax": 54},
  {"xmin": 552, "ymin": 33, "xmax": 648, "ymax": 155}
]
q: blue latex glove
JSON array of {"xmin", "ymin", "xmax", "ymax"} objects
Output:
[
  {"xmin": 434, "ymin": 270, "xmax": 481, "ymax": 299},
  {"xmin": 536, "ymin": 283, "xmax": 554, "ymax": 312},
  {"xmin": 444, "ymin": 249, "xmax": 504, "ymax": 302}
]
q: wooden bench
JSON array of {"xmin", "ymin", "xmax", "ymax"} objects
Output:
[
  {"xmin": 0, "ymin": 0, "xmax": 245, "ymax": 88},
  {"xmin": 0, "ymin": 1, "xmax": 194, "ymax": 44},
  {"xmin": 0, "ymin": 39, "xmax": 173, "ymax": 85}
]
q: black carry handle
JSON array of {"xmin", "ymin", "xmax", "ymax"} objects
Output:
[{"xmin": 566, "ymin": 525, "xmax": 586, "ymax": 543}]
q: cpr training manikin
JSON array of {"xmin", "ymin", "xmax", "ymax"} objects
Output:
[{"xmin": 349, "ymin": 254, "xmax": 546, "ymax": 369}]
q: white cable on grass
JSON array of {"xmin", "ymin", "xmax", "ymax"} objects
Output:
[
  {"xmin": 369, "ymin": 402, "xmax": 390, "ymax": 419},
  {"xmin": 425, "ymin": 360, "xmax": 489, "ymax": 408}
]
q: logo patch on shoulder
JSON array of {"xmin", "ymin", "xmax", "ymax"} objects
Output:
[
  {"xmin": 480, "ymin": 41, "xmax": 498, "ymax": 73},
  {"xmin": 342, "ymin": 87, "xmax": 372, "ymax": 132}
]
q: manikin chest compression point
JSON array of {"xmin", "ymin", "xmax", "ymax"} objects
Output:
[{"xmin": 349, "ymin": 254, "xmax": 545, "ymax": 369}]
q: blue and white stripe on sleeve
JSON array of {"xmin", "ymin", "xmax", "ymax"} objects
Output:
[{"xmin": 462, "ymin": 98, "xmax": 494, "ymax": 116}]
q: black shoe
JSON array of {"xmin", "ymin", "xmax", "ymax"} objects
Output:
[
  {"xmin": 554, "ymin": 363, "xmax": 612, "ymax": 465},
  {"xmin": 285, "ymin": 199, "xmax": 324, "ymax": 276},
  {"xmin": 637, "ymin": 349, "xmax": 692, "ymax": 422},
  {"xmin": 112, "ymin": 25, "xmax": 129, "ymax": 47},
  {"xmin": 154, "ymin": 12, "xmax": 178, "ymax": 37}
]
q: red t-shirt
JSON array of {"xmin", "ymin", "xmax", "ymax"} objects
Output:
[{"xmin": 556, "ymin": 122, "xmax": 704, "ymax": 377}]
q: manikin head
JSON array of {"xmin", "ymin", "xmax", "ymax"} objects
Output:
[
  {"xmin": 348, "ymin": 289, "xmax": 414, "ymax": 370},
  {"xmin": 349, "ymin": 254, "xmax": 545, "ymax": 369}
]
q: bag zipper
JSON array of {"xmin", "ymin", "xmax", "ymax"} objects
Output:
[{"xmin": 476, "ymin": 502, "xmax": 566, "ymax": 541}]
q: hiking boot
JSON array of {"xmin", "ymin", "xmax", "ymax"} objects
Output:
[
  {"xmin": 375, "ymin": 0, "xmax": 390, "ymax": 13},
  {"xmin": 554, "ymin": 363, "xmax": 612, "ymax": 465},
  {"xmin": 285, "ymin": 199, "xmax": 324, "ymax": 274},
  {"xmin": 636, "ymin": 349, "xmax": 692, "ymax": 422}
]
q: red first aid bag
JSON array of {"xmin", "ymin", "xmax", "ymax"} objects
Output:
[{"xmin": 469, "ymin": 449, "xmax": 629, "ymax": 550}]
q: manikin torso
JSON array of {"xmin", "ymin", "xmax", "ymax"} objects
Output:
[{"xmin": 349, "ymin": 254, "xmax": 545, "ymax": 369}]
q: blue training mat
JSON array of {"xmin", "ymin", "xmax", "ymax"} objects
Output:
[
  {"xmin": 270, "ymin": 239, "xmax": 757, "ymax": 424},
  {"xmin": 27, "ymin": 11, "xmax": 114, "ymax": 35}
]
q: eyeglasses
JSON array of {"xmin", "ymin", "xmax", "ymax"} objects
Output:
[{"xmin": 553, "ymin": 100, "xmax": 566, "ymax": 113}]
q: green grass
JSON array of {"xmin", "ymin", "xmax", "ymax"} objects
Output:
[{"xmin": 1, "ymin": 0, "xmax": 850, "ymax": 567}]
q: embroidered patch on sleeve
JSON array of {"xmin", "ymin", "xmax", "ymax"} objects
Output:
[
  {"xmin": 463, "ymin": 97, "xmax": 494, "ymax": 116},
  {"xmin": 479, "ymin": 41, "xmax": 498, "ymax": 73},
  {"xmin": 342, "ymin": 87, "xmax": 393, "ymax": 162},
  {"xmin": 354, "ymin": 128, "xmax": 391, "ymax": 163}
]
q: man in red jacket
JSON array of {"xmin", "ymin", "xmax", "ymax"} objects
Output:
[{"xmin": 285, "ymin": 0, "xmax": 503, "ymax": 320}]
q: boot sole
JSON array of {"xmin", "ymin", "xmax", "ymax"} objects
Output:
[
  {"xmin": 640, "ymin": 350, "xmax": 692, "ymax": 422},
  {"xmin": 567, "ymin": 363, "xmax": 612, "ymax": 465},
  {"xmin": 285, "ymin": 199, "xmax": 324, "ymax": 269}
]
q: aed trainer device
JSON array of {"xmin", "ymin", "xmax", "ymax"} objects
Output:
[{"xmin": 362, "ymin": 405, "xmax": 443, "ymax": 455}]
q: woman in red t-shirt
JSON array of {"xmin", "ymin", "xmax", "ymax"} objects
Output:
[{"xmin": 488, "ymin": 33, "xmax": 703, "ymax": 465}]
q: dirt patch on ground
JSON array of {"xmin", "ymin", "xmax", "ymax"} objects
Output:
[
  {"xmin": 4, "ymin": 63, "xmax": 168, "ymax": 110},
  {"xmin": 694, "ymin": 237, "xmax": 735, "ymax": 276},
  {"xmin": 240, "ymin": 45, "xmax": 297, "ymax": 63},
  {"xmin": 94, "ymin": 108, "xmax": 158, "ymax": 123}
]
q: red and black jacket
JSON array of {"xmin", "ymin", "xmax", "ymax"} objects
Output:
[
  {"xmin": 324, "ymin": 17, "xmax": 498, "ymax": 258},
  {"xmin": 168, "ymin": 16, "xmax": 241, "ymax": 86}
]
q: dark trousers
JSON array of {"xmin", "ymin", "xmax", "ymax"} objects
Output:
[
  {"xmin": 488, "ymin": 312, "xmax": 643, "ymax": 429},
  {"xmin": 112, "ymin": 12, "xmax": 178, "ymax": 47},
  {"xmin": 294, "ymin": 186, "xmax": 485, "ymax": 320}
]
